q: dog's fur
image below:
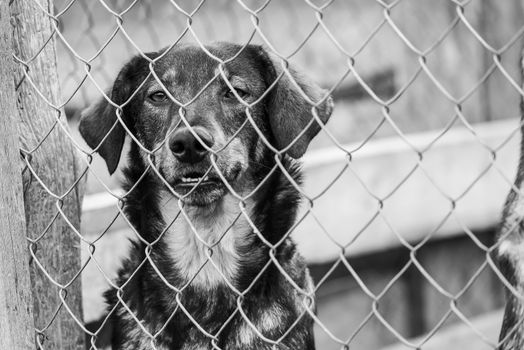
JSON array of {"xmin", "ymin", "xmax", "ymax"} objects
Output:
[
  {"xmin": 79, "ymin": 43, "xmax": 333, "ymax": 349},
  {"xmin": 497, "ymin": 51, "xmax": 524, "ymax": 350}
]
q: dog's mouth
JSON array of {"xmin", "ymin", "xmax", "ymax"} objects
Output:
[
  {"xmin": 172, "ymin": 171, "xmax": 222, "ymax": 189},
  {"xmin": 160, "ymin": 162, "xmax": 242, "ymax": 207},
  {"xmin": 166, "ymin": 165, "xmax": 242, "ymax": 206}
]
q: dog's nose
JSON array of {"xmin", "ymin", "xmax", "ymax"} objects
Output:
[{"xmin": 169, "ymin": 127, "xmax": 214, "ymax": 164}]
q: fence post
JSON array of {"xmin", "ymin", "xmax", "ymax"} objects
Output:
[
  {"xmin": 9, "ymin": 1, "xmax": 86, "ymax": 348},
  {"xmin": 0, "ymin": 1, "xmax": 36, "ymax": 349}
]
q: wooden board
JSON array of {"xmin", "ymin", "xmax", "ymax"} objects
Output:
[{"xmin": 0, "ymin": 1, "xmax": 35, "ymax": 347}]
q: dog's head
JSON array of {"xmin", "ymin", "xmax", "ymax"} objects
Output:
[{"xmin": 79, "ymin": 43, "xmax": 333, "ymax": 206}]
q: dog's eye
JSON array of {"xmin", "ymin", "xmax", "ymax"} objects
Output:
[
  {"xmin": 224, "ymin": 87, "xmax": 249, "ymax": 101},
  {"xmin": 148, "ymin": 91, "xmax": 168, "ymax": 103}
]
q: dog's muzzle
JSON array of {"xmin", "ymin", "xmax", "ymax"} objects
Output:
[
  {"xmin": 169, "ymin": 126, "xmax": 214, "ymax": 164},
  {"xmin": 164, "ymin": 127, "xmax": 233, "ymax": 206}
]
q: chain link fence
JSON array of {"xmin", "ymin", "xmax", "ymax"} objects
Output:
[{"xmin": 3, "ymin": 0, "xmax": 524, "ymax": 349}]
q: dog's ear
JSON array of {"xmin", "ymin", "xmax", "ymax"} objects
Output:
[
  {"xmin": 79, "ymin": 55, "xmax": 150, "ymax": 174},
  {"xmin": 258, "ymin": 48, "xmax": 334, "ymax": 158},
  {"xmin": 79, "ymin": 94, "xmax": 125, "ymax": 175}
]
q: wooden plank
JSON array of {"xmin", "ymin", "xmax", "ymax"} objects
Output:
[
  {"xmin": 294, "ymin": 118, "xmax": 520, "ymax": 263},
  {"xmin": 10, "ymin": 1, "xmax": 85, "ymax": 348},
  {"xmin": 477, "ymin": 0, "xmax": 524, "ymax": 123},
  {"xmin": 80, "ymin": 118, "xmax": 520, "ymax": 263},
  {"xmin": 381, "ymin": 308, "xmax": 503, "ymax": 350},
  {"xmin": 418, "ymin": 232, "xmax": 505, "ymax": 338},
  {"xmin": 0, "ymin": 1, "xmax": 36, "ymax": 348}
]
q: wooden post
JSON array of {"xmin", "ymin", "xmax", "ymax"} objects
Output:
[
  {"xmin": 0, "ymin": 1, "xmax": 36, "ymax": 349},
  {"xmin": 9, "ymin": 1, "xmax": 85, "ymax": 349}
]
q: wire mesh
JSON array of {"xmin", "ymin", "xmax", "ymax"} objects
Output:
[{"xmin": 7, "ymin": 0, "xmax": 524, "ymax": 349}]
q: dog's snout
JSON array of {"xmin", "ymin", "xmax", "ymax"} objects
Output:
[{"xmin": 169, "ymin": 127, "xmax": 214, "ymax": 164}]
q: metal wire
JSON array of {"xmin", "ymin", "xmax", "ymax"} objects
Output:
[{"xmin": 7, "ymin": 0, "xmax": 524, "ymax": 349}]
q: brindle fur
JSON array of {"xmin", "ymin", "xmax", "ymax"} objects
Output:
[
  {"xmin": 497, "ymin": 50, "xmax": 524, "ymax": 350},
  {"xmin": 79, "ymin": 42, "xmax": 333, "ymax": 349}
]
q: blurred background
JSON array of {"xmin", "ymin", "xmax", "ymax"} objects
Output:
[{"xmin": 52, "ymin": 0, "xmax": 524, "ymax": 348}]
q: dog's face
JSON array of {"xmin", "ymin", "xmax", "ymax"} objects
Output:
[{"xmin": 79, "ymin": 43, "xmax": 333, "ymax": 206}]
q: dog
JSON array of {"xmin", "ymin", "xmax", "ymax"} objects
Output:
[
  {"xmin": 497, "ymin": 51, "xmax": 524, "ymax": 350},
  {"xmin": 79, "ymin": 42, "xmax": 333, "ymax": 349}
]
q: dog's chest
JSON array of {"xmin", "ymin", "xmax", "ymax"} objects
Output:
[{"xmin": 159, "ymin": 195, "xmax": 252, "ymax": 287}]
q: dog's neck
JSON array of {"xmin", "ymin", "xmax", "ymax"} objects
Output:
[
  {"xmin": 158, "ymin": 192, "xmax": 255, "ymax": 288},
  {"xmin": 121, "ymin": 150, "xmax": 303, "ymax": 292}
]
